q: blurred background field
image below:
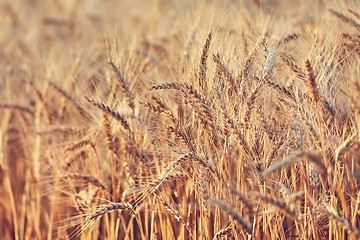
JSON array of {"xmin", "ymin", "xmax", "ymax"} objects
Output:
[{"xmin": 0, "ymin": 0, "xmax": 359, "ymax": 239}]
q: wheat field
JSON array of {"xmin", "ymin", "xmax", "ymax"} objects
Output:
[{"xmin": 1, "ymin": 0, "xmax": 360, "ymax": 239}]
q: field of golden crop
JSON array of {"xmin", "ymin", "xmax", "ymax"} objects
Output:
[{"xmin": 1, "ymin": 0, "xmax": 360, "ymax": 239}]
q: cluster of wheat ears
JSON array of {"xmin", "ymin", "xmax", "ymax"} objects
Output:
[{"xmin": 0, "ymin": 0, "xmax": 359, "ymax": 239}]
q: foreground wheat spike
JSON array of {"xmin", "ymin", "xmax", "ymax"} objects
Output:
[
  {"xmin": 250, "ymin": 192, "xmax": 299, "ymax": 220},
  {"xmin": 150, "ymin": 82, "xmax": 184, "ymax": 91},
  {"xmin": 342, "ymin": 33, "xmax": 360, "ymax": 47},
  {"xmin": 280, "ymin": 53, "xmax": 306, "ymax": 80},
  {"xmin": 264, "ymin": 78, "xmax": 295, "ymax": 101},
  {"xmin": 135, "ymin": 152, "xmax": 218, "ymax": 207},
  {"xmin": 229, "ymin": 187, "xmax": 255, "ymax": 212},
  {"xmin": 213, "ymin": 53, "xmax": 238, "ymax": 95},
  {"xmin": 213, "ymin": 222, "xmax": 232, "ymax": 240},
  {"xmin": 262, "ymin": 48, "xmax": 276, "ymax": 78},
  {"xmin": 223, "ymin": 111, "xmax": 254, "ymax": 159},
  {"xmin": 210, "ymin": 197, "xmax": 252, "ymax": 235},
  {"xmin": 132, "ymin": 153, "xmax": 194, "ymax": 207},
  {"xmin": 0, "ymin": 104, "xmax": 34, "ymax": 115},
  {"xmin": 70, "ymin": 201, "xmax": 135, "ymax": 237},
  {"xmin": 277, "ymin": 33, "xmax": 300, "ymax": 47},
  {"xmin": 65, "ymin": 139, "xmax": 95, "ymax": 152},
  {"xmin": 150, "ymin": 81, "xmax": 217, "ymax": 140},
  {"xmin": 329, "ymin": 9, "xmax": 360, "ymax": 32},
  {"xmin": 108, "ymin": 60, "xmax": 135, "ymax": 110},
  {"xmin": 167, "ymin": 125, "xmax": 196, "ymax": 152},
  {"xmin": 85, "ymin": 96, "xmax": 151, "ymax": 166},
  {"xmin": 158, "ymin": 197, "xmax": 188, "ymax": 229},
  {"xmin": 307, "ymin": 195, "xmax": 360, "ymax": 239},
  {"xmin": 305, "ymin": 60, "xmax": 319, "ymax": 102},
  {"xmin": 199, "ymin": 30, "xmax": 212, "ymax": 92},
  {"xmin": 243, "ymin": 83, "xmax": 263, "ymax": 124},
  {"xmin": 261, "ymin": 150, "xmax": 326, "ymax": 177},
  {"xmin": 49, "ymin": 81, "xmax": 93, "ymax": 121},
  {"xmin": 85, "ymin": 201, "xmax": 134, "ymax": 222},
  {"xmin": 85, "ymin": 96, "xmax": 132, "ymax": 135}
]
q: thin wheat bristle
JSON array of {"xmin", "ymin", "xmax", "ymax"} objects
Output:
[
  {"xmin": 108, "ymin": 61, "xmax": 135, "ymax": 110},
  {"xmin": 210, "ymin": 197, "xmax": 252, "ymax": 235},
  {"xmin": 49, "ymin": 81, "xmax": 93, "ymax": 121},
  {"xmin": 102, "ymin": 113, "xmax": 122, "ymax": 157},
  {"xmin": 335, "ymin": 134, "xmax": 358, "ymax": 161},
  {"xmin": 64, "ymin": 152, "xmax": 86, "ymax": 170},
  {"xmin": 150, "ymin": 171, "xmax": 186, "ymax": 194},
  {"xmin": 308, "ymin": 195, "xmax": 360, "ymax": 239},
  {"xmin": 60, "ymin": 174, "xmax": 106, "ymax": 190},
  {"xmin": 265, "ymin": 79, "xmax": 295, "ymax": 100},
  {"xmin": 229, "ymin": 187, "xmax": 255, "ymax": 212},
  {"xmin": 187, "ymin": 152, "xmax": 219, "ymax": 180},
  {"xmin": 213, "ymin": 53, "xmax": 238, "ymax": 94},
  {"xmin": 184, "ymin": 83, "xmax": 213, "ymax": 116},
  {"xmin": 324, "ymin": 212, "xmax": 360, "ymax": 239},
  {"xmin": 223, "ymin": 111, "xmax": 253, "ymax": 158},
  {"xmin": 132, "ymin": 154, "xmax": 194, "ymax": 207}
]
